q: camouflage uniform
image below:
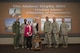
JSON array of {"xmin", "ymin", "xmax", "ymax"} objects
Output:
[
  {"xmin": 44, "ymin": 21, "xmax": 52, "ymax": 47},
  {"xmin": 60, "ymin": 22, "xmax": 69, "ymax": 47},
  {"xmin": 20, "ymin": 23, "xmax": 26, "ymax": 48},
  {"xmin": 52, "ymin": 22, "xmax": 59, "ymax": 48}
]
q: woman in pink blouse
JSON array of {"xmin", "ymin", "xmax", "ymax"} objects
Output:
[{"xmin": 24, "ymin": 21, "xmax": 33, "ymax": 49}]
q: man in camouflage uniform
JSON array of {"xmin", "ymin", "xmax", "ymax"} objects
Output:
[
  {"xmin": 60, "ymin": 18, "xmax": 69, "ymax": 48},
  {"xmin": 12, "ymin": 17, "xmax": 20, "ymax": 49},
  {"xmin": 20, "ymin": 19, "xmax": 27, "ymax": 48},
  {"xmin": 52, "ymin": 18, "xmax": 60, "ymax": 48},
  {"xmin": 44, "ymin": 16, "xmax": 52, "ymax": 48}
]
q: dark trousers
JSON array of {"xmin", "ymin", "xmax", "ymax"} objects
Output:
[{"xmin": 25, "ymin": 36, "xmax": 32, "ymax": 48}]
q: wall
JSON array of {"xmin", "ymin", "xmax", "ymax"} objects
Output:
[
  {"xmin": 1, "ymin": 37, "xmax": 80, "ymax": 44},
  {"xmin": 0, "ymin": 2, "xmax": 80, "ymax": 34},
  {"xmin": 0, "ymin": 2, "xmax": 80, "ymax": 44}
]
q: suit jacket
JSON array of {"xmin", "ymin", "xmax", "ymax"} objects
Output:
[
  {"xmin": 36, "ymin": 23, "xmax": 38, "ymax": 31},
  {"xmin": 24, "ymin": 25, "xmax": 33, "ymax": 37}
]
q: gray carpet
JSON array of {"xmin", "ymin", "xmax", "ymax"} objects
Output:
[{"xmin": 0, "ymin": 44, "xmax": 80, "ymax": 53}]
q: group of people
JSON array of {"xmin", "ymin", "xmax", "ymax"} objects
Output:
[
  {"xmin": 12, "ymin": 16, "xmax": 69, "ymax": 50},
  {"xmin": 12, "ymin": 18, "xmax": 38, "ymax": 49},
  {"xmin": 44, "ymin": 16, "xmax": 69, "ymax": 48}
]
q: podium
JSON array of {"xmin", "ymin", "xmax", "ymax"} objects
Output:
[{"xmin": 32, "ymin": 33, "xmax": 42, "ymax": 50}]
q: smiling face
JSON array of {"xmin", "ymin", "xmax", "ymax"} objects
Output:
[
  {"xmin": 53, "ymin": 18, "xmax": 56, "ymax": 22},
  {"xmin": 24, "ymin": 19, "xmax": 27, "ymax": 22},
  {"xmin": 33, "ymin": 18, "xmax": 37, "ymax": 23},
  {"xmin": 16, "ymin": 17, "xmax": 20, "ymax": 22},
  {"xmin": 46, "ymin": 16, "xmax": 49, "ymax": 21},
  {"xmin": 28, "ymin": 21, "xmax": 31, "ymax": 25},
  {"xmin": 62, "ymin": 18, "xmax": 65, "ymax": 23}
]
